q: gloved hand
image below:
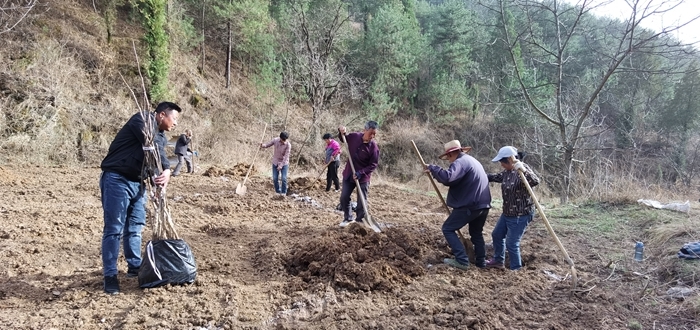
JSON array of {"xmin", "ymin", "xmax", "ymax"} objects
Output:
[
  {"xmin": 354, "ymin": 171, "xmax": 363, "ymax": 180},
  {"xmin": 513, "ymin": 161, "xmax": 526, "ymax": 172}
]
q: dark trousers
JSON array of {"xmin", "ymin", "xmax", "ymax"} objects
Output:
[
  {"xmin": 173, "ymin": 153, "xmax": 192, "ymax": 175},
  {"xmin": 442, "ymin": 207, "xmax": 489, "ymax": 265},
  {"xmin": 340, "ymin": 177, "xmax": 369, "ymax": 222},
  {"xmin": 326, "ymin": 160, "xmax": 340, "ymax": 191}
]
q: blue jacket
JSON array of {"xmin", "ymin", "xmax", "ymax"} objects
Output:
[
  {"xmin": 101, "ymin": 112, "xmax": 170, "ymax": 182},
  {"xmin": 429, "ymin": 153, "xmax": 491, "ymax": 210}
]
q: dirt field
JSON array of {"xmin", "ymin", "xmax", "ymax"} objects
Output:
[{"xmin": 0, "ymin": 165, "xmax": 696, "ymax": 329}]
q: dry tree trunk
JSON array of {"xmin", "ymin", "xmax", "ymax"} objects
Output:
[{"xmin": 121, "ymin": 40, "xmax": 180, "ymax": 241}]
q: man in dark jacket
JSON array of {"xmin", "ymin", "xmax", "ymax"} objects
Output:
[
  {"xmin": 338, "ymin": 121, "xmax": 380, "ymax": 227},
  {"xmin": 99, "ymin": 102, "xmax": 181, "ymax": 294},
  {"xmin": 426, "ymin": 140, "xmax": 491, "ymax": 270},
  {"xmin": 172, "ymin": 129, "xmax": 193, "ymax": 176}
]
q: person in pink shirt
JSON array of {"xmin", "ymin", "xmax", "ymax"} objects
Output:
[
  {"xmin": 322, "ymin": 133, "xmax": 341, "ymax": 192},
  {"xmin": 260, "ymin": 132, "xmax": 291, "ymax": 195}
]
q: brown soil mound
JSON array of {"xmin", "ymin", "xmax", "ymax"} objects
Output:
[
  {"xmin": 202, "ymin": 163, "xmax": 252, "ymax": 177},
  {"xmin": 285, "ymin": 224, "xmax": 426, "ymax": 291},
  {"xmin": 1, "ymin": 166, "xmax": 696, "ymax": 329},
  {"xmin": 287, "ymin": 176, "xmax": 325, "ymax": 192}
]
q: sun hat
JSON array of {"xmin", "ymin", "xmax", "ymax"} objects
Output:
[
  {"xmin": 492, "ymin": 146, "xmax": 518, "ymax": 162},
  {"xmin": 439, "ymin": 140, "xmax": 472, "ymax": 160}
]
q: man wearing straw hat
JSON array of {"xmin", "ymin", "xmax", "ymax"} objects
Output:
[
  {"xmin": 425, "ymin": 140, "xmax": 491, "ymax": 270},
  {"xmin": 99, "ymin": 101, "xmax": 182, "ymax": 294}
]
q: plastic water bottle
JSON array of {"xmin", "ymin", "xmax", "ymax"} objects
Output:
[{"xmin": 634, "ymin": 242, "xmax": 644, "ymax": 262}]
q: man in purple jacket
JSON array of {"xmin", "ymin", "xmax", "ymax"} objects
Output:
[
  {"xmin": 338, "ymin": 121, "xmax": 380, "ymax": 227},
  {"xmin": 426, "ymin": 140, "xmax": 491, "ymax": 270}
]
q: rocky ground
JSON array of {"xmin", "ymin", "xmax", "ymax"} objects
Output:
[{"xmin": 0, "ymin": 165, "xmax": 696, "ymax": 329}]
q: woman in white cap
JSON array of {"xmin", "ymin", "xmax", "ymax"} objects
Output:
[
  {"xmin": 425, "ymin": 140, "xmax": 491, "ymax": 270},
  {"xmin": 484, "ymin": 146, "xmax": 540, "ymax": 270}
]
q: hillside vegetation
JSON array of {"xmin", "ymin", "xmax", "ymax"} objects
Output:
[
  {"xmin": 1, "ymin": 1, "xmax": 699, "ymax": 329},
  {"xmin": 1, "ymin": 0, "xmax": 700, "ymax": 202}
]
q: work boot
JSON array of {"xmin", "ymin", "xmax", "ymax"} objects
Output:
[
  {"xmin": 104, "ymin": 275, "xmax": 120, "ymax": 294},
  {"xmin": 443, "ymin": 258, "xmax": 469, "ymax": 270},
  {"xmin": 485, "ymin": 259, "xmax": 505, "ymax": 269},
  {"xmin": 126, "ymin": 267, "xmax": 139, "ymax": 278}
]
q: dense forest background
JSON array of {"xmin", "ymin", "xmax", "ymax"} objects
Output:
[{"xmin": 1, "ymin": 0, "xmax": 700, "ymax": 203}]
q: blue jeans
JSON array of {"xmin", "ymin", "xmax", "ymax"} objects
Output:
[
  {"xmin": 100, "ymin": 171, "xmax": 146, "ymax": 277},
  {"xmin": 442, "ymin": 207, "xmax": 489, "ymax": 266},
  {"xmin": 272, "ymin": 164, "xmax": 288, "ymax": 194},
  {"xmin": 491, "ymin": 212, "xmax": 534, "ymax": 270},
  {"xmin": 339, "ymin": 177, "xmax": 369, "ymax": 222}
]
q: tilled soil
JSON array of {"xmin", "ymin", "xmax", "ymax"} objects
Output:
[{"xmin": 0, "ymin": 165, "xmax": 693, "ymax": 329}]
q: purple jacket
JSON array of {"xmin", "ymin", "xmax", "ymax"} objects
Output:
[
  {"xmin": 429, "ymin": 153, "xmax": 491, "ymax": 210},
  {"xmin": 341, "ymin": 132, "xmax": 379, "ymax": 183}
]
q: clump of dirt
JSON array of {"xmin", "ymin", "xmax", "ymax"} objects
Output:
[
  {"xmin": 287, "ymin": 176, "xmax": 325, "ymax": 192},
  {"xmin": 284, "ymin": 224, "xmax": 426, "ymax": 292},
  {"xmin": 202, "ymin": 163, "xmax": 251, "ymax": 177}
]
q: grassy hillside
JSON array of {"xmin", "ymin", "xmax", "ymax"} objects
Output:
[
  {"xmin": 1, "ymin": 0, "xmax": 697, "ymax": 204},
  {"xmin": 0, "ymin": 0, "xmax": 326, "ymax": 167},
  {"xmin": 0, "ymin": 1, "xmax": 470, "ymax": 178}
]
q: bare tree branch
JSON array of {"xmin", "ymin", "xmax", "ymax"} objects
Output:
[{"xmin": 0, "ymin": 0, "xmax": 38, "ymax": 34}]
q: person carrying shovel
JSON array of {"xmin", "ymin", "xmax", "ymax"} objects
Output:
[
  {"xmin": 261, "ymin": 131, "xmax": 291, "ymax": 196},
  {"xmin": 322, "ymin": 133, "xmax": 341, "ymax": 192},
  {"xmin": 425, "ymin": 140, "xmax": 491, "ymax": 270},
  {"xmin": 338, "ymin": 121, "xmax": 380, "ymax": 227},
  {"xmin": 484, "ymin": 146, "xmax": 540, "ymax": 271}
]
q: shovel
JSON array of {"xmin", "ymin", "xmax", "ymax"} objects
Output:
[
  {"xmin": 510, "ymin": 156, "xmax": 578, "ymax": 289},
  {"xmin": 190, "ymin": 134, "xmax": 197, "ymax": 174},
  {"xmin": 236, "ymin": 123, "xmax": 267, "ymax": 195},
  {"xmin": 301, "ymin": 161, "xmax": 331, "ymax": 192},
  {"xmin": 340, "ymin": 131, "xmax": 381, "ymax": 233},
  {"xmin": 411, "ymin": 140, "xmax": 474, "ymax": 257}
]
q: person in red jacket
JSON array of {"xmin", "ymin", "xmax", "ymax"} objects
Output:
[{"xmin": 322, "ymin": 133, "xmax": 342, "ymax": 192}]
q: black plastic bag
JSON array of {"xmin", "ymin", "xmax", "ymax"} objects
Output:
[{"xmin": 138, "ymin": 239, "xmax": 197, "ymax": 288}]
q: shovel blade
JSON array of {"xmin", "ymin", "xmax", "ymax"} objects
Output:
[
  {"xmin": 235, "ymin": 183, "xmax": 247, "ymax": 195},
  {"xmin": 365, "ymin": 216, "xmax": 382, "ymax": 233}
]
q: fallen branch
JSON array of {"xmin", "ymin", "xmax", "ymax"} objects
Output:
[
  {"xmin": 604, "ymin": 263, "xmax": 617, "ymax": 281},
  {"xmin": 0, "ymin": 0, "xmax": 38, "ymax": 34}
]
